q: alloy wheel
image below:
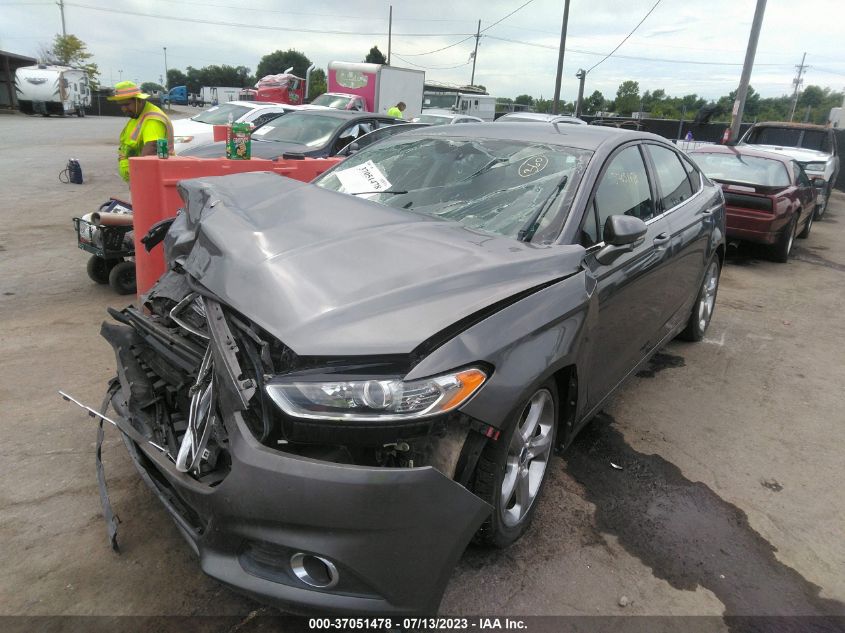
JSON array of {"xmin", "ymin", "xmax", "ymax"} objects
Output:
[
  {"xmin": 697, "ymin": 261, "xmax": 719, "ymax": 332},
  {"xmin": 500, "ymin": 388, "xmax": 555, "ymax": 528}
]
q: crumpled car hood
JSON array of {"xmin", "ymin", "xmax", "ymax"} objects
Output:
[{"xmin": 163, "ymin": 172, "xmax": 583, "ymax": 357}]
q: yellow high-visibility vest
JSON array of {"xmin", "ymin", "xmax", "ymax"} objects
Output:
[{"xmin": 118, "ymin": 101, "xmax": 174, "ymax": 182}]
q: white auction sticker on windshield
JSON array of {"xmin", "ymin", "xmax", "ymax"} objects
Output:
[
  {"xmin": 335, "ymin": 160, "xmax": 392, "ymax": 194},
  {"xmin": 252, "ymin": 126, "xmax": 273, "ymax": 136}
]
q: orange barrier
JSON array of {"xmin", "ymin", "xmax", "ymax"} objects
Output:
[{"xmin": 128, "ymin": 156, "xmax": 342, "ymax": 295}]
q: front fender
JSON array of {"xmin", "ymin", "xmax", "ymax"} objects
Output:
[{"xmin": 406, "ymin": 270, "xmax": 592, "ymax": 431}]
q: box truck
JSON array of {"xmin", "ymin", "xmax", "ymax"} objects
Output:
[
  {"xmin": 318, "ymin": 62, "xmax": 424, "ymax": 118},
  {"xmin": 162, "ymin": 86, "xmax": 243, "ymax": 107},
  {"xmin": 15, "ymin": 64, "xmax": 91, "ymax": 116}
]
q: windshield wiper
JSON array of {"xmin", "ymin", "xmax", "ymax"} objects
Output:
[
  {"xmin": 517, "ymin": 175, "xmax": 568, "ymax": 242},
  {"xmin": 348, "ymin": 190, "xmax": 409, "ymax": 196},
  {"xmin": 462, "ymin": 157, "xmax": 508, "ymax": 181}
]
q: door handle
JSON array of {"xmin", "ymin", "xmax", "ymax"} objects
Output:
[
  {"xmin": 653, "ymin": 232, "xmax": 671, "ymax": 247},
  {"xmin": 700, "ymin": 205, "xmax": 720, "ymax": 216}
]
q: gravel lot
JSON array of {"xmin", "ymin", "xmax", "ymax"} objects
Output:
[{"xmin": 1, "ymin": 112, "xmax": 843, "ymax": 631}]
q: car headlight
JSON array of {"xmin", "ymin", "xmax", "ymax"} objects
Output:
[
  {"xmin": 265, "ymin": 367, "xmax": 487, "ymax": 421},
  {"xmin": 174, "ymin": 135, "xmax": 194, "ymax": 144},
  {"xmin": 803, "ymin": 162, "xmax": 825, "ymax": 172}
]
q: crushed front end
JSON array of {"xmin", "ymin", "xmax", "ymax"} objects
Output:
[
  {"xmin": 96, "ymin": 171, "xmax": 583, "ymax": 614},
  {"xmin": 100, "ymin": 284, "xmax": 491, "ymax": 615}
]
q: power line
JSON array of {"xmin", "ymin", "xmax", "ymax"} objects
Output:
[
  {"xmin": 395, "ymin": 0, "xmax": 535, "ymax": 57},
  {"xmin": 483, "ymin": 34, "xmax": 792, "ymax": 67},
  {"xmin": 391, "ymin": 54, "xmax": 472, "ymax": 70},
  {"xmin": 394, "ymin": 36, "xmax": 476, "ymax": 57},
  {"xmin": 813, "ymin": 67, "xmax": 845, "ymax": 78},
  {"xmin": 480, "ymin": 0, "xmax": 536, "ymax": 33},
  {"xmin": 158, "ymin": 0, "xmax": 487, "ymax": 24},
  {"xmin": 62, "ymin": 2, "xmax": 473, "ymax": 37},
  {"xmin": 587, "ymin": 0, "xmax": 663, "ymax": 73}
]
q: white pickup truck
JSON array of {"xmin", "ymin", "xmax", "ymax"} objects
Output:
[{"xmin": 740, "ymin": 122, "xmax": 840, "ymax": 218}]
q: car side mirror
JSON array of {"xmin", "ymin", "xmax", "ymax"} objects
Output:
[
  {"xmin": 594, "ymin": 215, "xmax": 648, "ymax": 265},
  {"xmin": 811, "ymin": 176, "xmax": 826, "ymax": 188}
]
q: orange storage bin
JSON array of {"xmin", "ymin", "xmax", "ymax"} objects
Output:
[{"xmin": 128, "ymin": 156, "xmax": 342, "ymax": 296}]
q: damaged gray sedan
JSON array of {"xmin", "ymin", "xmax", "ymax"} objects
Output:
[{"xmin": 97, "ymin": 124, "xmax": 725, "ymax": 615}]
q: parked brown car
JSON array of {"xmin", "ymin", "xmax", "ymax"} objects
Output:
[{"xmin": 690, "ymin": 144, "xmax": 816, "ymax": 262}]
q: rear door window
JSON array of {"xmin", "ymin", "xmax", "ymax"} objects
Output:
[
  {"xmin": 681, "ymin": 155, "xmax": 701, "ymax": 193},
  {"xmin": 646, "ymin": 145, "xmax": 694, "ymax": 211}
]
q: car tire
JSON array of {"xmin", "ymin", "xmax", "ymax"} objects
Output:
[
  {"xmin": 86, "ymin": 256, "xmax": 118, "ymax": 284},
  {"xmin": 678, "ymin": 257, "xmax": 721, "ymax": 342},
  {"xmin": 814, "ymin": 186, "xmax": 830, "ymax": 219},
  {"xmin": 771, "ymin": 215, "xmax": 797, "ymax": 263},
  {"xmin": 472, "ymin": 380, "xmax": 558, "ymax": 548},
  {"xmin": 108, "ymin": 260, "xmax": 136, "ymax": 295},
  {"xmin": 798, "ymin": 209, "xmax": 814, "ymax": 239}
]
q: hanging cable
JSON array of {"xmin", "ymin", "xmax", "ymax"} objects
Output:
[
  {"xmin": 483, "ymin": 34, "xmax": 792, "ymax": 67},
  {"xmin": 62, "ymin": 2, "xmax": 473, "ymax": 37},
  {"xmin": 395, "ymin": 0, "xmax": 535, "ymax": 57},
  {"xmin": 586, "ymin": 0, "xmax": 663, "ymax": 73},
  {"xmin": 391, "ymin": 54, "xmax": 472, "ymax": 70}
]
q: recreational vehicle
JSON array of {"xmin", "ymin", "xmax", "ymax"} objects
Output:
[{"xmin": 15, "ymin": 64, "xmax": 91, "ymax": 116}]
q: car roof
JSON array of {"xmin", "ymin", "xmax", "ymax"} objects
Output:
[
  {"xmin": 689, "ymin": 143, "xmax": 792, "ymax": 166},
  {"xmin": 496, "ymin": 112, "xmax": 585, "ymax": 124},
  {"xmin": 395, "ymin": 122, "xmax": 667, "ymax": 152},
  {"xmin": 749, "ymin": 121, "xmax": 832, "ymax": 132}
]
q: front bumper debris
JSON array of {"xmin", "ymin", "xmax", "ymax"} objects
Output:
[
  {"xmin": 114, "ymin": 403, "xmax": 489, "ymax": 615},
  {"xmin": 92, "ymin": 289, "xmax": 491, "ymax": 615}
]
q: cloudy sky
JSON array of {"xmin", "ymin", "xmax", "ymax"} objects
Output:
[{"xmin": 2, "ymin": 0, "xmax": 844, "ymax": 102}]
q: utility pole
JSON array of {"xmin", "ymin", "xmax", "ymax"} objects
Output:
[
  {"xmin": 470, "ymin": 20, "xmax": 481, "ymax": 87},
  {"xmin": 551, "ymin": 0, "xmax": 571, "ymax": 115},
  {"xmin": 789, "ymin": 52, "xmax": 808, "ymax": 122},
  {"xmin": 387, "ymin": 5, "xmax": 392, "ymax": 65},
  {"xmin": 163, "ymin": 47, "xmax": 168, "ymax": 88},
  {"xmin": 57, "ymin": 0, "xmax": 66, "ymax": 37},
  {"xmin": 727, "ymin": 0, "xmax": 766, "ymax": 144},
  {"xmin": 574, "ymin": 69, "xmax": 586, "ymax": 117}
]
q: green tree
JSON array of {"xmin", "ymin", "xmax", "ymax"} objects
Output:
[
  {"xmin": 46, "ymin": 34, "xmax": 100, "ymax": 89},
  {"xmin": 183, "ymin": 64, "xmax": 252, "ymax": 90},
  {"xmin": 615, "ymin": 80, "xmax": 640, "ymax": 116},
  {"xmin": 514, "ymin": 94, "xmax": 534, "ymax": 106},
  {"xmin": 798, "ymin": 85, "xmax": 824, "ymax": 109},
  {"xmin": 365, "ymin": 46, "xmax": 387, "ymax": 64},
  {"xmin": 308, "ymin": 68, "xmax": 327, "ymax": 101},
  {"xmin": 535, "ymin": 97, "xmax": 552, "ymax": 113},
  {"xmin": 140, "ymin": 82, "xmax": 165, "ymax": 94},
  {"xmin": 584, "ymin": 90, "xmax": 605, "ymax": 114},
  {"xmin": 167, "ymin": 69, "xmax": 188, "ymax": 89},
  {"xmin": 256, "ymin": 49, "xmax": 312, "ymax": 80}
]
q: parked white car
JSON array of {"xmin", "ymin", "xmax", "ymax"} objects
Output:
[
  {"xmin": 172, "ymin": 101, "xmax": 302, "ymax": 154},
  {"xmin": 411, "ymin": 109, "xmax": 484, "ymax": 125}
]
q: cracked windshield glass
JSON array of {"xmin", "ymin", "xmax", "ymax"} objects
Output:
[{"xmin": 314, "ymin": 136, "xmax": 592, "ymax": 241}]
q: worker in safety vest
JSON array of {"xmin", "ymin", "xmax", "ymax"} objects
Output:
[
  {"xmin": 387, "ymin": 101, "xmax": 406, "ymax": 119},
  {"xmin": 108, "ymin": 81, "xmax": 174, "ymax": 182}
]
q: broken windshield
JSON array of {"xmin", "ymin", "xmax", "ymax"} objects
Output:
[{"xmin": 313, "ymin": 136, "xmax": 591, "ymax": 242}]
